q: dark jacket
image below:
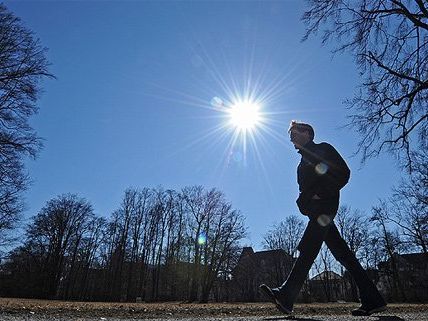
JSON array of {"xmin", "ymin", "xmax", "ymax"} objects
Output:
[{"xmin": 296, "ymin": 141, "xmax": 350, "ymax": 216}]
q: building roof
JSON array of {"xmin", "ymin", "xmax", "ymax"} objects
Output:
[
  {"xmin": 401, "ymin": 253, "xmax": 428, "ymax": 266},
  {"xmin": 239, "ymin": 247, "xmax": 293, "ymax": 262},
  {"xmin": 378, "ymin": 252, "xmax": 428, "ymax": 270},
  {"xmin": 311, "ymin": 271, "xmax": 342, "ymax": 281}
]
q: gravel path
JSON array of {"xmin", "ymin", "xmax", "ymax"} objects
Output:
[
  {"xmin": 0, "ymin": 311, "xmax": 427, "ymax": 321},
  {"xmin": 0, "ymin": 298, "xmax": 426, "ymax": 321}
]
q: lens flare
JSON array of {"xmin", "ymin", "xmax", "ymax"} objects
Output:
[
  {"xmin": 317, "ymin": 214, "xmax": 332, "ymax": 227},
  {"xmin": 315, "ymin": 162, "xmax": 328, "ymax": 175},
  {"xmin": 197, "ymin": 233, "xmax": 207, "ymax": 245},
  {"xmin": 210, "ymin": 96, "xmax": 224, "ymax": 109}
]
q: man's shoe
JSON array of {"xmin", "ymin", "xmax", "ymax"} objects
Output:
[
  {"xmin": 259, "ymin": 284, "xmax": 293, "ymax": 314},
  {"xmin": 351, "ymin": 303, "xmax": 387, "ymax": 316}
]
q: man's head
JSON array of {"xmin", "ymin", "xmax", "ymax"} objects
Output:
[{"xmin": 288, "ymin": 121, "xmax": 314, "ymax": 149}]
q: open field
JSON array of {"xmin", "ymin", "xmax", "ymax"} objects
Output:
[{"xmin": 0, "ymin": 298, "xmax": 427, "ymax": 320}]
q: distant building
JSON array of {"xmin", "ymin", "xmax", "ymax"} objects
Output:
[
  {"xmin": 378, "ymin": 252, "xmax": 428, "ymax": 302},
  {"xmin": 309, "ymin": 270, "xmax": 345, "ymax": 302},
  {"xmin": 231, "ymin": 247, "xmax": 295, "ymax": 302}
]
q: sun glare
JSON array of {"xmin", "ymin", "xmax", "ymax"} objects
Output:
[{"xmin": 229, "ymin": 100, "xmax": 261, "ymax": 131}]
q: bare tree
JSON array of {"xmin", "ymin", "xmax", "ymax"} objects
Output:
[
  {"xmin": 0, "ymin": 4, "xmax": 53, "ymax": 246},
  {"xmin": 159, "ymin": 189, "xmax": 185, "ymax": 300},
  {"xmin": 105, "ymin": 189, "xmax": 138, "ymax": 301},
  {"xmin": 74, "ymin": 216, "xmax": 106, "ymax": 300},
  {"xmin": 199, "ymin": 199, "xmax": 246, "ymax": 303},
  {"xmin": 127, "ymin": 188, "xmax": 151, "ymax": 301},
  {"xmin": 335, "ymin": 205, "xmax": 370, "ymax": 300},
  {"xmin": 389, "ymin": 149, "xmax": 428, "ymax": 255},
  {"xmin": 311, "ymin": 245, "xmax": 337, "ymax": 302},
  {"xmin": 371, "ymin": 203, "xmax": 407, "ymax": 301},
  {"xmin": 389, "ymin": 191, "xmax": 428, "ymax": 254},
  {"xmin": 361, "ymin": 148, "xmax": 427, "ymax": 257},
  {"xmin": 303, "ymin": 0, "xmax": 428, "ymax": 169},
  {"xmin": 181, "ymin": 186, "xmax": 247, "ymax": 302},
  {"xmin": 25, "ymin": 194, "xmax": 95, "ymax": 298},
  {"xmin": 359, "ymin": 232, "xmax": 384, "ymax": 271},
  {"xmin": 262, "ymin": 215, "xmax": 305, "ymax": 257},
  {"xmin": 335, "ymin": 205, "xmax": 369, "ymax": 256},
  {"xmin": 181, "ymin": 185, "xmax": 208, "ymax": 302}
]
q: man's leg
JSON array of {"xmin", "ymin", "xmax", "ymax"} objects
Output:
[
  {"xmin": 324, "ymin": 223, "xmax": 386, "ymax": 312},
  {"xmin": 276, "ymin": 218, "xmax": 330, "ymax": 308}
]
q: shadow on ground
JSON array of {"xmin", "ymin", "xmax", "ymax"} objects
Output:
[
  {"xmin": 263, "ymin": 315, "xmax": 406, "ymax": 321},
  {"xmin": 264, "ymin": 317, "xmax": 321, "ymax": 321}
]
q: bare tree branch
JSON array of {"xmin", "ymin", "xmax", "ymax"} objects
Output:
[
  {"xmin": 0, "ymin": 3, "xmax": 53, "ymax": 243},
  {"xmin": 303, "ymin": 0, "xmax": 428, "ymax": 170}
]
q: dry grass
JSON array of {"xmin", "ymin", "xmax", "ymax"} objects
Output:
[{"xmin": 0, "ymin": 298, "xmax": 426, "ymax": 319}]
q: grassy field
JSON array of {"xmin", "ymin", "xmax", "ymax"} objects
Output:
[{"xmin": 0, "ymin": 298, "xmax": 427, "ymax": 318}]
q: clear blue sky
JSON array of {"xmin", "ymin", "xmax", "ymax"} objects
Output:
[{"xmin": 7, "ymin": 1, "xmax": 400, "ymax": 250}]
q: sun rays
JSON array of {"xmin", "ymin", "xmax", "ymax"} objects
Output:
[
  {"xmin": 144, "ymin": 70, "xmax": 296, "ymax": 180},
  {"xmin": 141, "ymin": 35, "xmax": 306, "ymax": 182}
]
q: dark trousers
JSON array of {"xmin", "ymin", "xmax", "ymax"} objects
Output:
[{"xmin": 278, "ymin": 213, "xmax": 385, "ymax": 307}]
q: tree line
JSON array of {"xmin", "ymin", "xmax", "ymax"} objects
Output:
[{"xmin": 0, "ymin": 186, "xmax": 246, "ymax": 302}]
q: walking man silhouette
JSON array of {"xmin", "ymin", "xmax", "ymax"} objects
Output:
[{"xmin": 260, "ymin": 121, "xmax": 386, "ymax": 316}]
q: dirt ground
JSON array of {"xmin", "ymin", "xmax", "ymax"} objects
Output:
[{"xmin": 0, "ymin": 298, "xmax": 427, "ymax": 319}]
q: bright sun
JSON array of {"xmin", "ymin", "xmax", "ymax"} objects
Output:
[{"xmin": 229, "ymin": 100, "xmax": 261, "ymax": 131}]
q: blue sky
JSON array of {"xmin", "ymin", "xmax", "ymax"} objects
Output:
[{"xmin": 7, "ymin": 1, "xmax": 400, "ymax": 250}]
